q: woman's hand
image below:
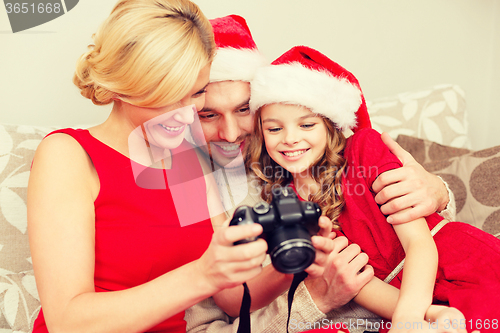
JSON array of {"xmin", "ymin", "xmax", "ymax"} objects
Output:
[{"xmin": 196, "ymin": 221, "xmax": 268, "ymax": 294}]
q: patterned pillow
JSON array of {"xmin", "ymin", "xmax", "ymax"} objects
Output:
[
  {"xmin": 0, "ymin": 123, "xmax": 54, "ymax": 276},
  {"xmin": 368, "ymin": 84, "xmax": 471, "ymax": 149},
  {"xmin": 396, "ymin": 135, "xmax": 500, "ymax": 237},
  {"xmin": 0, "ymin": 270, "xmax": 40, "ymax": 332}
]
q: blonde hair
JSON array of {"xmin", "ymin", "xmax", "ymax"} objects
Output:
[
  {"xmin": 246, "ymin": 107, "xmax": 347, "ymax": 229},
  {"xmin": 73, "ymin": 0, "xmax": 215, "ymax": 107}
]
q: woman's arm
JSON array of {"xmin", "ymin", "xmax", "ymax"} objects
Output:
[
  {"xmin": 28, "ymin": 134, "xmax": 267, "ymax": 333},
  {"xmin": 212, "ymin": 263, "xmax": 293, "ymax": 317}
]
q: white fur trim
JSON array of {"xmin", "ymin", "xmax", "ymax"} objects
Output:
[
  {"xmin": 210, "ymin": 48, "xmax": 268, "ymax": 82},
  {"xmin": 250, "ymin": 63, "xmax": 362, "ymax": 131}
]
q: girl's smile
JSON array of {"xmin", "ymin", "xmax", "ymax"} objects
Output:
[
  {"xmin": 260, "ymin": 103, "xmax": 328, "ymax": 177},
  {"xmin": 280, "ymin": 148, "xmax": 310, "ymax": 160}
]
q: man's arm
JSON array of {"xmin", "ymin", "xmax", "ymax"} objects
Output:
[
  {"xmin": 185, "ymin": 234, "xmax": 373, "ymax": 333},
  {"xmin": 372, "ymin": 133, "xmax": 456, "ymax": 224}
]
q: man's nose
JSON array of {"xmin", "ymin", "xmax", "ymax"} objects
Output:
[{"xmin": 218, "ymin": 116, "xmax": 240, "ymax": 143}]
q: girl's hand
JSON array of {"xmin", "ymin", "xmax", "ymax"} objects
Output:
[
  {"xmin": 389, "ymin": 306, "xmax": 471, "ymax": 333},
  {"xmin": 317, "ymin": 215, "xmax": 336, "ymax": 239},
  {"xmin": 425, "ymin": 305, "xmax": 469, "ymax": 333},
  {"xmin": 305, "ymin": 216, "xmax": 336, "ymax": 277},
  {"xmin": 196, "ymin": 221, "xmax": 267, "ymax": 293}
]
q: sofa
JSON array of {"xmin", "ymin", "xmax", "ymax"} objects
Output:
[{"xmin": 0, "ymin": 84, "xmax": 499, "ymax": 332}]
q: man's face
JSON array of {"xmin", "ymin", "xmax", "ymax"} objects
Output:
[{"xmin": 191, "ymin": 80, "xmax": 254, "ymax": 168}]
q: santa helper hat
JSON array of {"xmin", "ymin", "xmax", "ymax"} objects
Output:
[
  {"xmin": 209, "ymin": 15, "xmax": 268, "ymax": 83},
  {"xmin": 250, "ymin": 46, "xmax": 371, "ymax": 132}
]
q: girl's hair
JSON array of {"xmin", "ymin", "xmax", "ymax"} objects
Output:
[
  {"xmin": 246, "ymin": 107, "xmax": 347, "ymax": 229},
  {"xmin": 73, "ymin": 0, "xmax": 215, "ymax": 107}
]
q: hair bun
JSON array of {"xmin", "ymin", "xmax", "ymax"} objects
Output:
[{"xmin": 73, "ymin": 45, "xmax": 113, "ymax": 105}]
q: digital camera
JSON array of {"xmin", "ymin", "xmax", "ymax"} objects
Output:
[{"xmin": 229, "ymin": 185, "xmax": 321, "ymax": 274}]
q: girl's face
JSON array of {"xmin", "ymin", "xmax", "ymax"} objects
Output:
[
  {"xmin": 122, "ymin": 64, "xmax": 210, "ymax": 152},
  {"xmin": 260, "ymin": 103, "xmax": 328, "ymax": 177}
]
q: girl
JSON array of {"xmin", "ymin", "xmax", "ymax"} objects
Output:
[
  {"xmin": 247, "ymin": 45, "xmax": 500, "ymax": 333},
  {"xmin": 27, "ymin": 1, "xmax": 269, "ymax": 332}
]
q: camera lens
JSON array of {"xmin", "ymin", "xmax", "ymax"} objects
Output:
[
  {"xmin": 274, "ymin": 243, "xmax": 315, "ymax": 272},
  {"xmin": 267, "ymin": 225, "xmax": 316, "ymax": 274}
]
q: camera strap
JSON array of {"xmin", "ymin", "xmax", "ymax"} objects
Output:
[
  {"xmin": 237, "ymin": 282, "xmax": 252, "ymax": 333},
  {"xmin": 236, "ymin": 271, "xmax": 308, "ymax": 333}
]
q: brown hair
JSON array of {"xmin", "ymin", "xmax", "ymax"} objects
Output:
[
  {"xmin": 246, "ymin": 107, "xmax": 347, "ymax": 229},
  {"xmin": 73, "ymin": 0, "xmax": 215, "ymax": 107}
]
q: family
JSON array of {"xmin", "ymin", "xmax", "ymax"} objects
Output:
[{"xmin": 26, "ymin": 1, "xmax": 500, "ymax": 333}]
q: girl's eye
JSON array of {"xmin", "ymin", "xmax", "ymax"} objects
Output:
[
  {"xmin": 267, "ymin": 127, "xmax": 282, "ymax": 133},
  {"xmin": 301, "ymin": 123, "xmax": 316, "ymax": 129}
]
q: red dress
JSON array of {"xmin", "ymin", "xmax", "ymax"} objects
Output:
[
  {"xmin": 32, "ymin": 129, "xmax": 214, "ymax": 333},
  {"xmin": 337, "ymin": 128, "xmax": 500, "ymax": 333}
]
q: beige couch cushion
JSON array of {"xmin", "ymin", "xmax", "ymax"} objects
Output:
[{"xmin": 396, "ymin": 135, "xmax": 500, "ymax": 237}]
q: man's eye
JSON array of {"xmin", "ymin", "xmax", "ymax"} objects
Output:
[
  {"xmin": 198, "ymin": 113, "xmax": 216, "ymax": 120},
  {"xmin": 193, "ymin": 89, "xmax": 207, "ymax": 97},
  {"xmin": 238, "ymin": 107, "xmax": 250, "ymax": 114}
]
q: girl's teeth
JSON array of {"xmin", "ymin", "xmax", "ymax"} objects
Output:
[{"xmin": 283, "ymin": 149, "xmax": 307, "ymax": 157}]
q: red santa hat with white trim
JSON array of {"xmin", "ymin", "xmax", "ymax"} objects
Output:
[
  {"xmin": 209, "ymin": 15, "xmax": 268, "ymax": 82},
  {"xmin": 250, "ymin": 46, "xmax": 371, "ymax": 132}
]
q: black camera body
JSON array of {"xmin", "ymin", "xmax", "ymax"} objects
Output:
[{"xmin": 229, "ymin": 185, "xmax": 321, "ymax": 274}]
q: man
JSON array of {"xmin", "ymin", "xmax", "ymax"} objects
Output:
[{"xmin": 185, "ymin": 15, "xmax": 455, "ymax": 333}]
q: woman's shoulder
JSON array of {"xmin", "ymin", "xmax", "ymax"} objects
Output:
[
  {"xmin": 33, "ymin": 129, "xmax": 96, "ymax": 180},
  {"xmin": 37, "ymin": 129, "xmax": 89, "ymax": 159},
  {"xmin": 31, "ymin": 129, "xmax": 99, "ymax": 199}
]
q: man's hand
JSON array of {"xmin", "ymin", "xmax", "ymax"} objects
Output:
[
  {"xmin": 304, "ymin": 235, "xmax": 374, "ymax": 313},
  {"xmin": 372, "ymin": 132, "xmax": 449, "ymax": 224}
]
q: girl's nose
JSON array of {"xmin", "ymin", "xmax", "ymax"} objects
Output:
[{"xmin": 283, "ymin": 129, "xmax": 299, "ymax": 145}]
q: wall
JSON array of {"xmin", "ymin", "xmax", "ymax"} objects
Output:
[{"xmin": 1, "ymin": 0, "xmax": 499, "ymax": 149}]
